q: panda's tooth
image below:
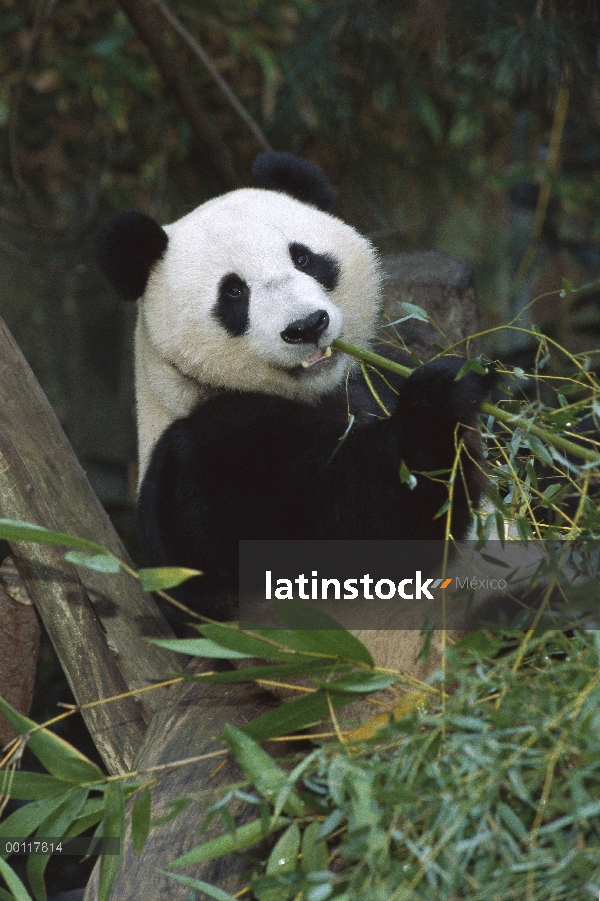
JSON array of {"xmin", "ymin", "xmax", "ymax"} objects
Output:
[
  {"xmin": 301, "ymin": 360, "xmax": 312, "ymax": 368},
  {"xmin": 324, "ymin": 345, "xmax": 332, "ymax": 357}
]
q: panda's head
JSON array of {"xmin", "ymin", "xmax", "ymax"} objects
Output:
[{"xmin": 94, "ymin": 153, "xmax": 380, "ymax": 401}]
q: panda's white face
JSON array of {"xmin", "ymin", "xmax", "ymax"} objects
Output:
[{"xmin": 141, "ymin": 188, "xmax": 380, "ymax": 401}]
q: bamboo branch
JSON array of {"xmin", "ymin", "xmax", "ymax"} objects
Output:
[
  {"xmin": 512, "ymin": 83, "xmax": 570, "ymax": 292},
  {"xmin": 117, "ymin": 0, "xmax": 238, "ymax": 191},
  {"xmin": 151, "ymin": 0, "xmax": 273, "ymax": 152},
  {"xmin": 333, "ymin": 339, "xmax": 600, "ymax": 467}
]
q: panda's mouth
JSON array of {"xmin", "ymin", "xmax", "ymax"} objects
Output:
[
  {"xmin": 300, "ymin": 345, "xmax": 333, "ymax": 369},
  {"xmin": 277, "ymin": 345, "xmax": 338, "ymax": 379}
]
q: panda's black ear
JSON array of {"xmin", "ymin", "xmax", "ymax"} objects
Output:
[
  {"xmin": 93, "ymin": 210, "xmax": 169, "ymax": 301},
  {"xmin": 251, "ymin": 152, "xmax": 335, "ymax": 212}
]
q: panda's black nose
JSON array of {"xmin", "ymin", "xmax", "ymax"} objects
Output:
[{"xmin": 281, "ymin": 310, "xmax": 329, "ymax": 344}]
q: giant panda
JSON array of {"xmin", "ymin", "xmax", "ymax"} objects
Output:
[{"xmin": 93, "ymin": 153, "xmax": 502, "ymax": 678}]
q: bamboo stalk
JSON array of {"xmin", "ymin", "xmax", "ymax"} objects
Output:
[{"xmin": 333, "ymin": 339, "xmax": 600, "ymax": 467}]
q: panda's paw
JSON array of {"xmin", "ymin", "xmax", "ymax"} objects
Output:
[{"xmin": 400, "ymin": 356, "xmax": 496, "ymax": 424}]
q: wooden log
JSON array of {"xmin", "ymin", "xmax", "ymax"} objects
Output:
[
  {"xmin": 0, "ymin": 317, "xmax": 181, "ymax": 773},
  {"xmin": 0, "ymin": 556, "xmax": 40, "ymax": 745},
  {"xmin": 83, "ymin": 659, "xmax": 279, "ymax": 900}
]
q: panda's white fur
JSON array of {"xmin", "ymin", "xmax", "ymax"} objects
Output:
[{"xmin": 135, "ymin": 188, "xmax": 379, "ymax": 480}]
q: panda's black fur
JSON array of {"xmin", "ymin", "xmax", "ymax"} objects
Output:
[{"xmin": 137, "ymin": 361, "xmax": 493, "ymax": 619}]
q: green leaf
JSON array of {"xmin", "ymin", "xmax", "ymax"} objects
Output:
[
  {"xmin": 528, "ymin": 435, "xmax": 553, "ymax": 467},
  {"xmin": 223, "ymin": 725, "xmax": 304, "ymax": 817},
  {"xmin": 274, "ymin": 601, "xmax": 374, "ymax": 667},
  {"xmin": 64, "ymin": 551, "xmax": 121, "ymax": 573},
  {"xmin": 313, "ymin": 673, "xmax": 397, "ymax": 695},
  {"xmin": 479, "ymin": 553, "xmax": 511, "ymax": 569},
  {"xmin": 0, "ymin": 793, "xmax": 72, "ymax": 848},
  {"xmin": 328, "ymin": 414, "xmax": 355, "ymax": 462},
  {"xmin": 456, "ymin": 358, "xmax": 488, "ymax": 380},
  {"xmin": 494, "ymin": 510, "xmax": 505, "ymax": 544},
  {"xmin": 242, "ymin": 689, "xmax": 355, "ymax": 741},
  {"xmin": 150, "ymin": 637, "xmax": 251, "ymax": 659},
  {"xmin": 452, "ymin": 630, "xmax": 503, "ymax": 657},
  {"xmin": 0, "ymin": 697, "xmax": 103, "ymax": 784},
  {"xmin": 131, "ymin": 787, "xmax": 151, "ymax": 856},
  {"xmin": 189, "ymin": 659, "xmax": 352, "ymax": 685},
  {"xmin": 138, "ymin": 567, "xmax": 202, "ymax": 592},
  {"xmin": 27, "ymin": 789, "xmax": 88, "ymax": 901},
  {"xmin": 0, "ymin": 858, "xmax": 33, "ymax": 901},
  {"xmin": 542, "ymin": 483, "xmax": 561, "ymax": 500},
  {"xmin": 515, "ymin": 517, "xmax": 534, "ymax": 543},
  {"xmin": 161, "ymin": 872, "xmax": 239, "ymax": 900},
  {"xmin": 434, "ymin": 499, "xmax": 451, "ymax": 520},
  {"xmin": 0, "ymin": 519, "xmax": 108, "ymax": 555},
  {"xmin": 150, "ymin": 797, "xmax": 190, "ymax": 828},
  {"xmin": 168, "ymin": 817, "xmax": 288, "ymax": 867},
  {"xmin": 263, "ymin": 823, "xmax": 300, "ymax": 899},
  {"xmin": 301, "ymin": 822, "xmax": 330, "ymax": 875},
  {"xmin": 199, "ymin": 624, "xmax": 310, "ymax": 662},
  {"xmin": 387, "ymin": 305, "xmax": 429, "ymax": 326},
  {"xmin": 525, "ymin": 458, "xmax": 538, "ymax": 489},
  {"xmin": 65, "ymin": 805, "xmax": 105, "ymax": 840},
  {"xmin": 497, "ymin": 801, "xmax": 529, "ymax": 841},
  {"xmin": 560, "ymin": 277, "xmax": 575, "ymax": 295},
  {"xmin": 98, "ymin": 782, "xmax": 125, "ymax": 901},
  {"xmin": 0, "ymin": 771, "xmax": 72, "ymax": 801}
]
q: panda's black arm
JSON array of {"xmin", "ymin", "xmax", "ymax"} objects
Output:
[{"xmin": 395, "ymin": 356, "xmax": 495, "ymax": 472}]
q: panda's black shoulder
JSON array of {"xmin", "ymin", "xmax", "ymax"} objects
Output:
[
  {"xmin": 153, "ymin": 391, "xmax": 344, "ymax": 466},
  {"xmin": 187, "ymin": 390, "xmax": 340, "ymax": 434}
]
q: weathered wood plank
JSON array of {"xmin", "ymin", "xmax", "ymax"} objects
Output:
[{"xmin": 0, "ymin": 316, "xmax": 182, "ymax": 772}]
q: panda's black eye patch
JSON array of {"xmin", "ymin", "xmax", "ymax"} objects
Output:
[
  {"xmin": 214, "ymin": 274, "xmax": 250, "ymax": 337},
  {"xmin": 289, "ymin": 243, "xmax": 339, "ymax": 291}
]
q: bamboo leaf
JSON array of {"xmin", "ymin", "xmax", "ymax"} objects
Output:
[
  {"xmin": 0, "ymin": 697, "xmax": 103, "ymax": 784},
  {"xmin": 189, "ymin": 659, "xmax": 352, "ymax": 684},
  {"xmin": 64, "ymin": 551, "xmax": 121, "ymax": 573},
  {"xmin": 242, "ymin": 689, "xmax": 355, "ymax": 741},
  {"xmin": 0, "ymin": 859, "xmax": 33, "ymax": 901},
  {"xmin": 0, "ymin": 794, "xmax": 72, "ymax": 848},
  {"xmin": 0, "ymin": 519, "xmax": 108, "ymax": 555},
  {"xmin": 150, "ymin": 637, "xmax": 251, "ymax": 659},
  {"xmin": 0, "ymin": 771, "xmax": 72, "ymax": 801},
  {"xmin": 131, "ymin": 787, "xmax": 152, "ymax": 856},
  {"xmin": 274, "ymin": 601, "xmax": 374, "ymax": 666},
  {"xmin": 263, "ymin": 822, "xmax": 300, "ymax": 900},
  {"xmin": 301, "ymin": 821, "xmax": 329, "ymax": 874},
  {"xmin": 313, "ymin": 673, "xmax": 397, "ymax": 694},
  {"xmin": 98, "ymin": 782, "xmax": 125, "ymax": 901},
  {"xmin": 27, "ymin": 789, "xmax": 88, "ymax": 901},
  {"xmin": 138, "ymin": 567, "xmax": 202, "ymax": 592},
  {"xmin": 456, "ymin": 358, "xmax": 488, "ymax": 379},
  {"xmin": 399, "ymin": 462, "xmax": 417, "ymax": 490},
  {"xmin": 199, "ymin": 624, "xmax": 311, "ymax": 661},
  {"xmin": 223, "ymin": 724, "xmax": 304, "ymax": 817},
  {"xmin": 162, "ymin": 872, "xmax": 238, "ymax": 901},
  {"xmin": 168, "ymin": 816, "xmax": 288, "ymax": 867},
  {"xmin": 529, "ymin": 435, "xmax": 553, "ymax": 467}
]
